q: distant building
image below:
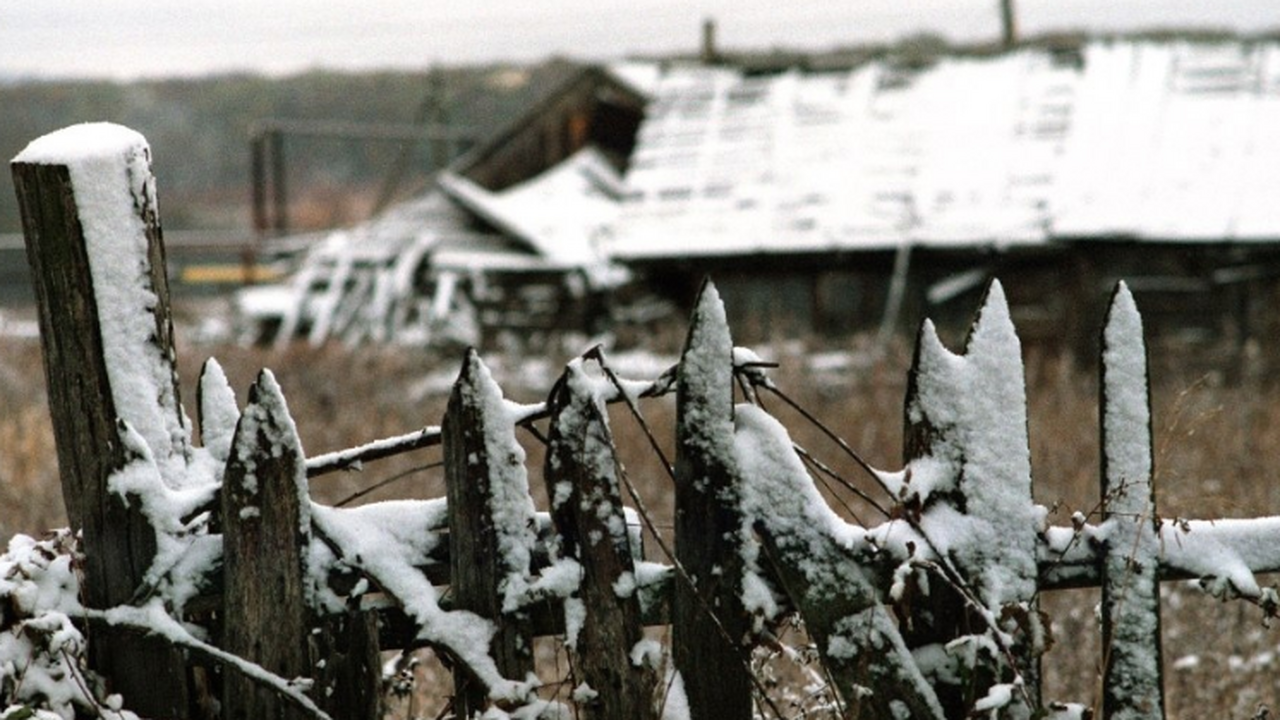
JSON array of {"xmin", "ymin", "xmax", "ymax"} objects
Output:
[
  {"xmin": 605, "ymin": 39, "xmax": 1280, "ymax": 353},
  {"xmin": 248, "ymin": 39, "xmax": 1280, "ymax": 356}
]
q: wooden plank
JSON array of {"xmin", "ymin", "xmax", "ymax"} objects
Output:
[
  {"xmin": 673, "ymin": 280, "xmax": 751, "ymax": 720},
  {"xmin": 221, "ymin": 371, "xmax": 314, "ymax": 720},
  {"xmin": 1099, "ymin": 282, "xmax": 1166, "ymax": 719},
  {"xmin": 312, "ymin": 611, "xmax": 382, "ymax": 720},
  {"xmin": 443, "ymin": 349, "xmax": 536, "ymax": 716},
  {"xmin": 11, "ymin": 133, "xmax": 190, "ymax": 717},
  {"xmin": 546, "ymin": 361, "xmax": 658, "ymax": 720}
]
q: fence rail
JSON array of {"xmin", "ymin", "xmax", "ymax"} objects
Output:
[{"xmin": 9, "ymin": 124, "xmax": 1280, "ymax": 720}]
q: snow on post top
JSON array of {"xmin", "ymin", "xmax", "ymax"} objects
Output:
[
  {"xmin": 457, "ymin": 349, "xmax": 537, "ymax": 610},
  {"xmin": 16, "ymin": 123, "xmax": 190, "ymax": 486},
  {"xmin": 907, "ymin": 280, "xmax": 1037, "ymax": 608},
  {"xmin": 1101, "ymin": 281, "xmax": 1151, "ymax": 514},
  {"xmin": 678, "ymin": 279, "xmax": 734, "ymax": 461},
  {"xmin": 234, "ymin": 370, "xmax": 310, "ymax": 529},
  {"xmin": 682, "ymin": 279, "xmax": 732, "ymax": 380},
  {"xmin": 13, "ymin": 122, "xmax": 149, "ymax": 167}
]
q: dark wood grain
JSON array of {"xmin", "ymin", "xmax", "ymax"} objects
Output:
[{"xmin": 12, "ymin": 158, "xmax": 190, "ymax": 717}]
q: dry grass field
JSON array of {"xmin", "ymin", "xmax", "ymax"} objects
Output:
[{"xmin": 3, "ymin": 309, "xmax": 1280, "ymax": 717}]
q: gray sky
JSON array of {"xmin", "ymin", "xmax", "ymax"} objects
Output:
[{"xmin": 4, "ymin": 0, "xmax": 1280, "ymax": 80}]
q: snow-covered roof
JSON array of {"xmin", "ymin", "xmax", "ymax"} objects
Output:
[
  {"xmin": 240, "ymin": 144, "xmax": 632, "ymax": 344},
  {"xmin": 611, "ymin": 40, "xmax": 1280, "ymax": 260},
  {"xmin": 606, "ymin": 60, "xmax": 664, "ymax": 99},
  {"xmin": 438, "ymin": 145, "xmax": 622, "ymax": 267}
]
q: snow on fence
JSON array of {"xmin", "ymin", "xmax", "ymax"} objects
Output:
[{"xmin": 9, "ymin": 124, "xmax": 1280, "ymax": 719}]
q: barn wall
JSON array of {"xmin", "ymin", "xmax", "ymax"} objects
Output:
[{"xmin": 629, "ymin": 242, "xmax": 1280, "ymax": 365}]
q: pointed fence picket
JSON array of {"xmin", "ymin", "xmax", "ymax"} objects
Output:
[
  {"xmin": 673, "ymin": 281, "xmax": 753, "ymax": 720},
  {"xmin": 17, "ymin": 124, "xmax": 1280, "ymax": 720},
  {"xmin": 898, "ymin": 282, "xmax": 1041, "ymax": 715},
  {"xmin": 443, "ymin": 349, "xmax": 536, "ymax": 716},
  {"xmin": 220, "ymin": 371, "xmax": 315, "ymax": 720},
  {"xmin": 1099, "ymin": 284, "xmax": 1165, "ymax": 719},
  {"xmin": 545, "ymin": 361, "xmax": 659, "ymax": 720}
]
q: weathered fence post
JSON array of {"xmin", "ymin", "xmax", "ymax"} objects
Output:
[
  {"xmin": 899, "ymin": 281, "xmax": 1040, "ymax": 714},
  {"xmin": 1099, "ymin": 282, "xmax": 1165, "ymax": 719},
  {"xmin": 220, "ymin": 370, "xmax": 315, "ymax": 720},
  {"xmin": 546, "ymin": 360, "xmax": 658, "ymax": 720},
  {"xmin": 443, "ymin": 349, "xmax": 537, "ymax": 716},
  {"xmin": 11, "ymin": 123, "xmax": 190, "ymax": 717},
  {"xmin": 673, "ymin": 280, "xmax": 752, "ymax": 720}
]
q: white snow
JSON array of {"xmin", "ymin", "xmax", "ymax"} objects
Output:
[
  {"xmin": 197, "ymin": 358, "xmax": 239, "ymax": 465},
  {"xmin": 0, "ymin": 534, "xmax": 163, "ymax": 719},
  {"xmin": 679, "ymin": 283, "xmax": 736, "ymax": 468},
  {"xmin": 460, "ymin": 352, "xmax": 538, "ymax": 613},
  {"xmin": 308, "ymin": 498, "xmax": 534, "ymax": 704},
  {"xmin": 1099, "ymin": 282, "xmax": 1163, "ymax": 717},
  {"xmin": 305, "ymin": 424, "xmax": 442, "ymax": 475},
  {"xmin": 615, "ymin": 40, "xmax": 1280, "ymax": 260},
  {"xmin": 972, "ymin": 681, "xmax": 1014, "ymax": 712},
  {"xmin": 1102, "ymin": 283, "xmax": 1152, "ymax": 507},
  {"xmin": 107, "ymin": 421, "xmax": 218, "ymax": 609},
  {"xmin": 658, "ymin": 670, "xmax": 692, "ymax": 720},
  {"xmin": 905, "ymin": 282, "xmax": 1038, "ymax": 611},
  {"xmin": 629, "ymin": 638, "xmax": 662, "ymax": 669},
  {"xmin": 232, "ymin": 370, "xmax": 311, "ymax": 530},
  {"xmin": 732, "ymin": 403, "xmax": 944, "ymax": 714},
  {"xmin": 94, "ymin": 600, "xmax": 332, "ymax": 720},
  {"xmin": 438, "ymin": 146, "xmax": 620, "ymax": 269},
  {"xmin": 733, "ymin": 404, "xmax": 869, "ymax": 595}
]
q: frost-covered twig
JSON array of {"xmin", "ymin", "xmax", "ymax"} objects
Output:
[
  {"xmin": 305, "ymin": 425, "xmax": 443, "ymax": 477},
  {"xmin": 81, "ymin": 603, "xmax": 333, "ymax": 720},
  {"xmin": 1034, "ymin": 486, "xmax": 1131, "ymax": 602}
]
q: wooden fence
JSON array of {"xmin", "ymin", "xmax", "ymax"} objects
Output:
[{"xmin": 11, "ymin": 124, "xmax": 1280, "ymax": 720}]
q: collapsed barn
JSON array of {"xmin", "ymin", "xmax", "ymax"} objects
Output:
[
  {"xmin": 238, "ymin": 64, "xmax": 655, "ymax": 347},
  {"xmin": 243, "ymin": 38, "xmax": 1280, "ymax": 358}
]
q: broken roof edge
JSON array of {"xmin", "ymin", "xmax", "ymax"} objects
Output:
[
  {"xmin": 436, "ymin": 170, "xmax": 541, "ymax": 254},
  {"xmin": 446, "ymin": 63, "xmax": 649, "ymax": 186},
  {"xmin": 610, "ymin": 230, "xmax": 1280, "ymax": 263},
  {"xmin": 607, "ymin": 230, "xmax": 1055, "ymax": 261},
  {"xmin": 438, "ymin": 145, "xmax": 624, "ymax": 266}
]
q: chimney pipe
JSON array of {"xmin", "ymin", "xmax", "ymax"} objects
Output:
[
  {"xmin": 701, "ymin": 18, "xmax": 717, "ymax": 64},
  {"xmin": 1000, "ymin": 0, "xmax": 1018, "ymax": 49}
]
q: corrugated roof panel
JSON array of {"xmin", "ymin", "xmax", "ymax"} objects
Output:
[
  {"xmin": 617, "ymin": 39, "xmax": 1280, "ymax": 260},
  {"xmin": 1233, "ymin": 45, "xmax": 1280, "ymax": 239}
]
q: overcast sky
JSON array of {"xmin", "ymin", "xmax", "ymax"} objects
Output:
[{"xmin": 4, "ymin": 0, "xmax": 1280, "ymax": 81}]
